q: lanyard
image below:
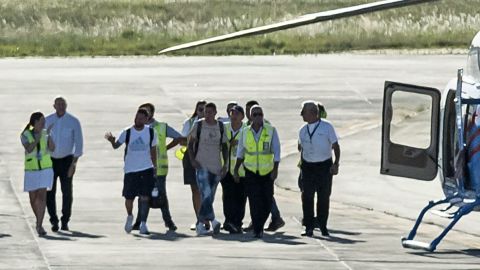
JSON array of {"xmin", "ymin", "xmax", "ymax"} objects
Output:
[{"xmin": 307, "ymin": 121, "xmax": 320, "ymax": 142}]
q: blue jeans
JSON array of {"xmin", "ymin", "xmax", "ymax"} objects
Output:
[{"xmin": 196, "ymin": 168, "xmax": 221, "ymax": 222}]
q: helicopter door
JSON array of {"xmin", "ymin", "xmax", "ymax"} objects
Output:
[{"xmin": 381, "ymin": 81, "xmax": 441, "ymax": 181}]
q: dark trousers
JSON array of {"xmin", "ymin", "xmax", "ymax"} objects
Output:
[
  {"xmin": 135, "ymin": 176, "xmax": 172, "ymax": 225},
  {"xmin": 221, "ymin": 172, "xmax": 247, "ymax": 228},
  {"xmin": 245, "ymin": 169, "xmax": 274, "ymax": 234},
  {"xmin": 301, "ymin": 159, "xmax": 333, "ymax": 231},
  {"xmin": 47, "ymin": 155, "xmax": 74, "ymax": 225}
]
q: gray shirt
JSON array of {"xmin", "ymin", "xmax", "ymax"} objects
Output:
[
  {"xmin": 45, "ymin": 112, "xmax": 83, "ymax": 158},
  {"xmin": 236, "ymin": 125, "xmax": 281, "ymax": 162}
]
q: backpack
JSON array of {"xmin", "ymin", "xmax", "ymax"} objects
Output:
[
  {"xmin": 124, "ymin": 126, "xmax": 154, "ymax": 159},
  {"xmin": 193, "ymin": 120, "xmax": 224, "ymax": 158}
]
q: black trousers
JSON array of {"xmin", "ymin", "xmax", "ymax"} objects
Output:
[
  {"xmin": 244, "ymin": 169, "xmax": 274, "ymax": 234},
  {"xmin": 47, "ymin": 155, "xmax": 74, "ymax": 225},
  {"xmin": 301, "ymin": 159, "xmax": 333, "ymax": 231},
  {"xmin": 221, "ymin": 172, "xmax": 247, "ymax": 228}
]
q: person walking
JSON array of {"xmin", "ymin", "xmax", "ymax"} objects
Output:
[
  {"xmin": 105, "ymin": 108, "xmax": 157, "ymax": 235},
  {"xmin": 21, "ymin": 112, "xmax": 55, "ymax": 236},
  {"xmin": 244, "ymin": 100, "xmax": 285, "ymax": 232},
  {"xmin": 131, "ymin": 103, "xmax": 183, "ymax": 232},
  {"xmin": 221, "ymin": 105, "xmax": 247, "ymax": 234},
  {"xmin": 298, "ymin": 101, "xmax": 340, "ymax": 237},
  {"xmin": 187, "ymin": 102, "xmax": 228, "ymax": 236},
  {"xmin": 45, "ymin": 96, "xmax": 83, "ymax": 232},
  {"xmin": 181, "ymin": 100, "xmax": 206, "ymax": 230},
  {"xmin": 234, "ymin": 105, "xmax": 281, "ymax": 238}
]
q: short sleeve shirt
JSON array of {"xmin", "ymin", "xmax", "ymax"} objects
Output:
[
  {"xmin": 189, "ymin": 121, "xmax": 227, "ymax": 175},
  {"xmin": 298, "ymin": 120, "xmax": 338, "ymax": 162},
  {"xmin": 117, "ymin": 126, "xmax": 158, "ymax": 173}
]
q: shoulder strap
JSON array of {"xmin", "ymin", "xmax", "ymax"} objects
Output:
[
  {"xmin": 149, "ymin": 126, "xmax": 154, "ymax": 148},
  {"xmin": 218, "ymin": 121, "xmax": 224, "ymax": 146},
  {"xmin": 124, "ymin": 128, "xmax": 131, "ymax": 159}
]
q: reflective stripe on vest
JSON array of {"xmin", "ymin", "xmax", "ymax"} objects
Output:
[
  {"xmin": 24, "ymin": 129, "xmax": 52, "ymax": 171},
  {"xmin": 243, "ymin": 124, "xmax": 274, "ymax": 176},
  {"xmin": 225, "ymin": 122, "xmax": 245, "ymax": 177},
  {"xmin": 153, "ymin": 122, "xmax": 168, "ymax": 176}
]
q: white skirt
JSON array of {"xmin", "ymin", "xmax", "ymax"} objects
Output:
[{"xmin": 24, "ymin": 168, "xmax": 54, "ymax": 192}]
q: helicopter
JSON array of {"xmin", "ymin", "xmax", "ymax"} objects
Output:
[{"xmin": 159, "ymin": 0, "xmax": 480, "ymax": 252}]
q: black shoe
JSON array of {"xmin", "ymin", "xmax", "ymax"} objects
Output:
[
  {"xmin": 223, "ymin": 222, "xmax": 239, "ymax": 234},
  {"xmin": 253, "ymin": 231, "xmax": 264, "ymax": 238},
  {"xmin": 301, "ymin": 229, "xmax": 314, "ymax": 237},
  {"xmin": 243, "ymin": 222, "xmax": 253, "ymax": 232},
  {"xmin": 61, "ymin": 223, "xmax": 69, "ymax": 231},
  {"xmin": 165, "ymin": 220, "xmax": 177, "ymax": 231},
  {"xmin": 51, "ymin": 223, "xmax": 59, "ymax": 232},
  {"xmin": 265, "ymin": 218, "xmax": 285, "ymax": 232},
  {"xmin": 320, "ymin": 228, "xmax": 329, "ymax": 237},
  {"xmin": 132, "ymin": 221, "xmax": 140, "ymax": 231}
]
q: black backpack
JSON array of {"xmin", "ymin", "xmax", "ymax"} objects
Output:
[
  {"xmin": 124, "ymin": 126, "xmax": 154, "ymax": 159},
  {"xmin": 193, "ymin": 120, "xmax": 224, "ymax": 158}
]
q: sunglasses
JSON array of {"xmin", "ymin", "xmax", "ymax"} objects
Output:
[{"xmin": 252, "ymin": 112, "xmax": 263, "ymax": 117}]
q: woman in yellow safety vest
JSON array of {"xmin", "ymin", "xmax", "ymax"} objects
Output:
[{"xmin": 20, "ymin": 112, "xmax": 55, "ymax": 236}]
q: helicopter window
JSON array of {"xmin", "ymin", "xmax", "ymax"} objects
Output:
[
  {"xmin": 465, "ymin": 47, "xmax": 480, "ymax": 83},
  {"xmin": 442, "ymin": 90, "xmax": 457, "ymax": 178},
  {"xmin": 390, "ymin": 91, "xmax": 433, "ymax": 149}
]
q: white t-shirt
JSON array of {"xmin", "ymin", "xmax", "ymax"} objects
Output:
[
  {"xmin": 117, "ymin": 126, "xmax": 158, "ymax": 173},
  {"xmin": 298, "ymin": 120, "xmax": 338, "ymax": 163}
]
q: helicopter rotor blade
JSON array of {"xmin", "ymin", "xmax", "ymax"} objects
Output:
[{"xmin": 159, "ymin": 0, "xmax": 437, "ymax": 54}]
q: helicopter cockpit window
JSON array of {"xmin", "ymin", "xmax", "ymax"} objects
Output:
[
  {"xmin": 390, "ymin": 91, "xmax": 433, "ymax": 149},
  {"xmin": 465, "ymin": 47, "xmax": 480, "ymax": 84}
]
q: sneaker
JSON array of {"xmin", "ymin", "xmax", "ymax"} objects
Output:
[
  {"xmin": 190, "ymin": 222, "xmax": 197, "ymax": 231},
  {"xmin": 124, "ymin": 215, "xmax": 134, "ymax": 233},
  {"xmin": 320, "ymin": 228, "xmax": 330, "ymax": 237},
  {"xmin": 165, "ymin": 220, "xmax": 177, "ymax": 231},
  {"xmin": 212, "ymin": 220, "xmax": 221, "ymax": 235},
  {"xmin": 265, "ymin": 218, "xmax": 285, "ymax": 232},
  {"xmin": 139, "ymin": 222, "xmax": 150, "ymax": 235},
  {"xmin": 223, "ymin": 222, "xmax": 240, "ymax": 234},
  {"xmin": 196, "ymin": 222, "xmax": 209, "ymax": 236},
  {"xmin": 132, "ymin": 221, "xmax": 140, "ymax": 231}
]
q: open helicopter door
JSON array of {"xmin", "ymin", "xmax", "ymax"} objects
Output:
[{"xmin": 381, "ymin": 81, "xmax": 441, "ymax": 180}]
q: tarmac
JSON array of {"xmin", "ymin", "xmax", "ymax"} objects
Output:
[{"xmin": 1, "ymin": 55, "xmax": 480, "ymax": 269}]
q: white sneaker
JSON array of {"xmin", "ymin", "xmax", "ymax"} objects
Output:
[
  {"xmin": 212, "ymin": 220, "xmax": 221, "ymax": 235},
  {"xmin": 124, "ymin": 215, "xmax": 133, "ymax": 233},
  {"xmin": 139, "ymin": 222, "xmax": 150, "ymax": 235},
  {"xmin": 196, "ymin": 222, "xmax": 209, "ymax": 236}
]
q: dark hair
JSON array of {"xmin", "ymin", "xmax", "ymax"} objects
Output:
[
  {"xmin": 191, "ymin": 100, "xmax": 207, "ymax": 118},
  {"xmin": 136, "ymin": 108, "xmax": 149, "ymax": 118},
  {"xmin": 23, "ymin": 112, "xmax": 44, "ymax": 132},
  {"xmin": 205, "ymin": 102, "xmax": 217, "ymax": 111},
  {"xmin": 246, "ymin": 100, "xmax": 259, "ymax": 108},
  {"xmin": 139, "ymin": 103, "xmax": 155, "ymax": 116}
]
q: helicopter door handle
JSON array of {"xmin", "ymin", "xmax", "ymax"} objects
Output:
[{"xmin": 403, "ymin": 148, "xmax": 416, "ymax": 158}]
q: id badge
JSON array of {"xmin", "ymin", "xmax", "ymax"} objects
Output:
[{"xmin": 263, "ymin": 142, "xmax": 270, "ymax": 150}]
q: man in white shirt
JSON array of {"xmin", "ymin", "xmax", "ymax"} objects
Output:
[
  {"xmin": 45, "ymin": 97, "xmax": 83, "ymax": 232},
  {"xmin": 298, "ymin": 101, "xmax": 340, "ymax": 237},
  {"xmin": 105, "ymin": 108, "xmax": 157, "ymax": 235}
]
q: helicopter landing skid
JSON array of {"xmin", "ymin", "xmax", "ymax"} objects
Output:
[{"xmin": 401, "ymin": 196, "xmax": 480, "ymax": 252}]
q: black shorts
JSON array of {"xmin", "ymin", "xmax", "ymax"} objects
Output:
[
  {"xmin": 122, "ymin": 168, "xmax": 155, "ymax": 200},
  {"xmin": 182, "ymin": 150, "xmax": 197, "ymax": 186}
]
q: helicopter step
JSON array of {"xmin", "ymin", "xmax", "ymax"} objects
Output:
[{"xmin": 402, "ymin": 196, "xmax": 480, "ymax": 252}]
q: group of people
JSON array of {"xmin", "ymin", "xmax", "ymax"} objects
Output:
[{"xmin": 21, "ymin": 97, "xmax": 340, "ymax": 239}]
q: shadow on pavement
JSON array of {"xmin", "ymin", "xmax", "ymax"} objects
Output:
[
  {"xmin": 56, "ymin": 230, "xmax": 106, "ymax": 239},
  {"xmin": 314, "ymin": 234, "xmax": 365, "ymax": 244},
  {"xmin": 410, "ymin": 249, "xmax": 480, "ymax": 258},
  {"xmin": 133, "ymin": 231, "xmax": 192, "ymax": 241},
  {"xmin": 0, "ymin": 233, "xmax": 12, "ymax": 238},
  {"xmin": 324, "ymin": 229, "xmax": 361, "ymax": 236},
  {"xmin": 40, "ymin": 234, "xmax": 74, "ymax": 241},
  {"xmin": 213, "ymin": 231, "xmax": 306, "ymax": 245}
]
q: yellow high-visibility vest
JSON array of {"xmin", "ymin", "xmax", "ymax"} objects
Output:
[
  {"xmin": 242, "ymin": 123, "xmax": 274, "ymax": 176},
  {"xmin": 152, "ymin": 121, "xmax": 168, "ymax": 176},
  {"xmin": 225, "ymin": 122, "xmax": 246, "ymax": 177},
  {"xmin": 23, "ymin": 129, "xmax": 53, "ymax": 171}
]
